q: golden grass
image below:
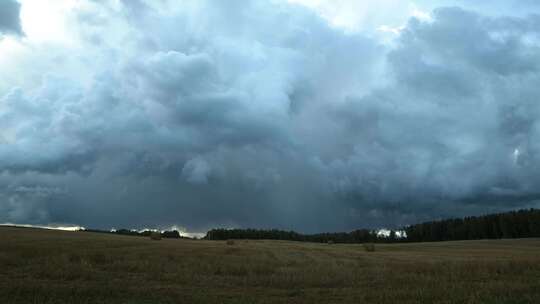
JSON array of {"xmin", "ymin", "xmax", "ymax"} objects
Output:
[{"xmin": 1, "ymin": 226, "xmax": 539, "ymax": 303}]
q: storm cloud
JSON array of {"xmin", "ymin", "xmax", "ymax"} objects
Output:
[
  {"xmin": 0, "ymin": 0, "xmax": 22, "ymax": 36},
  {"xmin": 1, "ymin": 1, "xmax": 540, "ymax": 233}
]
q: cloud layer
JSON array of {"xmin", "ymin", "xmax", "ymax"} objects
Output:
[
  {"xmin": 1, "ymin": 1, "xmax": 540, "ymax": 233},
  {"xmin": 0, "ymin": 0, "xmax": 22, "ymax": 36}
]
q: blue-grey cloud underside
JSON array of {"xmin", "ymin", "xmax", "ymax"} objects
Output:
[
  {"xmin": 1, "ymin": 1, "xmax": 540, "ymax": 232},
  {"xmin": 0, "ymin": 0, "xmax": 22, "ymax": 36}
]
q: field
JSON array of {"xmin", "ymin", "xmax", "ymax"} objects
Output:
[{"xmin": 1, "ymin": 227, "xmax": 539, "ymax": 304}]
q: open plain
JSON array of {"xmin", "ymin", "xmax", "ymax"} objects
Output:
[{"xmin": 1, "ymin": 226, "xmax": 539, "ymax": 304}]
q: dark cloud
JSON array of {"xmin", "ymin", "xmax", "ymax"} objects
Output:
[
  {"xmin": 1, "ymin": 2, "xmax": 540, "ymax": 233},
  {"xmin": 0, "ymin": 0, "xmax": 22, "ymax": 36},
  {"xmin": 328, "ymin": 7, "xmax": 540, "ymax": 222}
]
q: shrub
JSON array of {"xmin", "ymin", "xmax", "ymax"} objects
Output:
[
  {"xmin": 226, "ymin": 239, "xmax": 235, "ymax": 246},
  {"xmin": 150, "ymin": 232, "xmax": 162, "ymax": 240}
]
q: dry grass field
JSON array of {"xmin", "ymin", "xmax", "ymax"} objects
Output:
[{"xmin": 1, "ymin": 226, "xmax": 539, "ymax": 304}]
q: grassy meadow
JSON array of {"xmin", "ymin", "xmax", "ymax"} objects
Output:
[{"xmin": 1, "ymin": 226, "xmax": 539, "ymax": 304}]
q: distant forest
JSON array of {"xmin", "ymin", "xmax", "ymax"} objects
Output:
[
  {"xmin": 205, "ymin": 209, "xmax": 540, "ymax": 243},
  {"xmin": 405, "ymin": 208, "xmax": 540, "ymax": 242},
  {"xmin": 82, "ymin": 208, "xmax": 540, "ymax": 243}
]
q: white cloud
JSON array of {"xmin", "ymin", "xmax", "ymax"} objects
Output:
[
  {"xmin": 287, "ymin": 0, "xmax": 412, "ymax": 33},
  {"xmin": 0, "ymin": 223, "xmax": 84, "ymax": 231},
  {"xmin": 19, "ymin": 0, "xmax": 74, "ymax": 42}
]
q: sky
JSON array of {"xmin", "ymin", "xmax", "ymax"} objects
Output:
[{"xmin": 1, "ymin": 0, "xmax": 540, "ymax": 234}]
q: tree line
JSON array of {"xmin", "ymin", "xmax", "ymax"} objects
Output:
[
  {"xmin": 404, "ymin": 208, "xmax": 540, "ymax": 242},
  {"xmin": 205, "ymin": 208, "xmax": 540, "ymax": 243},
  {"xmin": 204, "ymin": 228, "xmax": 399, "ymax": 243}
]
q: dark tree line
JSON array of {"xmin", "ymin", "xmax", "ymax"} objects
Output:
[
  {"xmin": 204, "ymin": 228, "xmax": 395, "ymax": 243},
  {"xmin": 404, "ymin": 208, "xmax": 540, "ymax": 242},
  {"xmin": 205, "ymin": 209, "xmax": 540, "ymax": 243}
]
